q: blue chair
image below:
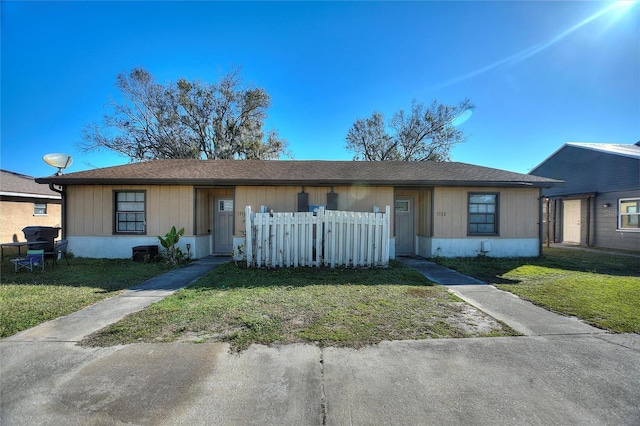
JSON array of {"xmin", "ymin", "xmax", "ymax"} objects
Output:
[{"xmin": 11, "ymin": 249, "xmax": 45, "ymax": 272}]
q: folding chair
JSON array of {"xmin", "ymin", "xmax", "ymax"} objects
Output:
[
  {"xmin": 46, "ymin": 239, "xmax": 69, "ymax": 268},
  {"xmin": 11, "ymin": 249, "xmax": 45, "ymax": 272}
]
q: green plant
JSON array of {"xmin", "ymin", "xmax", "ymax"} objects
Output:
[{"xmin": 158, "ymin": 226, "xmax": 185, "ymax": 265}]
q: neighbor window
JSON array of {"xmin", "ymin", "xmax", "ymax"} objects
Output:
[
  {"xmin": 468, "ymin": 193, "xmax": 499, "ymax": 235},
  {"xmin": 619, "ymin": 198, "xmax": 639, "ymax": 231},
  {"xmin": 34, "ymin": 203, "xmax": 47, "ymax": 215},
  {"xmin": 114, "ymin": 191, "xmax": 146, "ymax": 234}
]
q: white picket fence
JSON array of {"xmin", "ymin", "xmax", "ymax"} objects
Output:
[{"xmin": 244, "ymin": 206, "xmax": 390, "ymax": 268}]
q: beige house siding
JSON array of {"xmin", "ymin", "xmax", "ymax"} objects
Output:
[
  {"xmin": 0, "ymin": 200, "xmax": 61, "ymax": 242},
  {"xmin": 66, "ymin": 185, "xmax": 194, "ymax": 237},
  {"xmin": 234, "ymin": 185, "xmax": 394, "ymax": 236},
  {"xmin": 432, "ymin": 186, "xmax": 539, "ymax": 238}
]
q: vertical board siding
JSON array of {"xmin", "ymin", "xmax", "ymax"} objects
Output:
[
  {"xmin": 66, "ymin": 185, "xmax": 194, "ymax": 236},
  {"xmin": 245, "ymin": 206, "xmax": 390, "ymax": 268},
  {"xmin": 433, "ymin": 187, "xmax": 539, "ymax": 238},
  {"xmin": 234, "ymin": 185, "xmax": 394, "ymax": 237}
]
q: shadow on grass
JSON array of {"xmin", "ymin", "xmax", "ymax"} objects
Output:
[
  {"xmin": 433, "ymin": 248, "xmax": 640, "ymax": 285},
  {"xmin": 189, "ymin": 259, "xmax": 435, "ymax": 291},
  {"xmin": 1, "ymin": 255, "xmax": 176, "ymax": 293}
]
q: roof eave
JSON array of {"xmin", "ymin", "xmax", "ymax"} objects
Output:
[{"xmin": 35, "ymin": 177, "xmax": 560, "ymax": 188}]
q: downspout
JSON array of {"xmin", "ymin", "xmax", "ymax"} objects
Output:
[
  {"xmin": 538, "ymin": 189, "xmax": 543, "ymax": 256},
  {"xmin": 49, "ymin": 184, "xmax": 66, "ymax": 239},
  {"xmin": 545, "ymin": 197, "xmax": 550, "ymax": 248},
  {"xmin": 586, "ymin": 195, "xmax": 591, "ymax": 247}
]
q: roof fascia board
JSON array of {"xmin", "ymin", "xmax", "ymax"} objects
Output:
[
  {"xmin": 35, "ymin": 178, "xmax": 559, "ymax": 188},
  {"xmin": 567, "ymin": 142, "xmax": 640, "ymax": 159},
  {"xmin": 0, "ymin": 191, "xmax": 62, "ymax": 199}
]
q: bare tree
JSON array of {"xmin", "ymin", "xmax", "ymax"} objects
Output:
[
  {"xmin": 80, "ymin": 67, "xmax": 288, "ymax": 161},
  {"xmin": 346, "ymin": 98, "xmax": 474, "ymax": 161}
]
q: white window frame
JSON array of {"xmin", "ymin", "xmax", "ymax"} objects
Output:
[
  {"xmin": 34, "ymin": 203, "xmax": 47, "ymax": 215},
  {"xmin": 114, "ymin": 191, "xmax": 146, "ymax": 234},
  {"xmin": 618, "ymin": 198, "xmax": 640, "ymax": 232}
]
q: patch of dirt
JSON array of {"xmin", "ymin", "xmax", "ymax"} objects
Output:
[{"xmin": 447, "ymin": 302, "xmax": 513, "ymax": 336}]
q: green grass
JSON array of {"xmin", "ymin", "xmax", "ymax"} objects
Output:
[
  {"xmin": 0, "ymin": 252, "xmax": 175, "ymax": 337},
  {"xmin": 82, "ymin": 260, "xmax": 518, "ymax": 351},
  {"xmin": 435, "ymin": 248, "xmax": 640, "ymax": 333}
]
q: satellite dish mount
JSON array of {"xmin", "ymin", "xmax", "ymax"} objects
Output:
[{"xmin": 43, "ymin": 153, "xmax": 73, "ymax": 175}]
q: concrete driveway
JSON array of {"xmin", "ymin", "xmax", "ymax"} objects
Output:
[
  {"xmin": 2, "ymin": 256, "xmax": 640, "ymax": 425},
  {"xmin": 2, "ymin": 334, "xmax": 639, "ymax": 425}
]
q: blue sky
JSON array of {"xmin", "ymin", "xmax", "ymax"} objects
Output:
[{"xmin": 2, "ymin": 1, "xmax": 638, "ymax": 178}]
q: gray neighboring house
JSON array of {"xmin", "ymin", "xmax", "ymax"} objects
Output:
[{"xmin": 529, "ymin": 142, "xmax": 640, "ymax": 252}]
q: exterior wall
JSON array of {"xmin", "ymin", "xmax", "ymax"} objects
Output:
[
  {"xmin": 545, "ymin": 190, "xmax": 640, "ymax": 251},
  {"xmin": 424, "ymin": 186, "xmax": 541, "ymax": 257},
  {"xmin": 594, "ymin": 190, "xmax": 640, "ymax": 251},
  {"xmin": 0, "ymin": 198, "xmax": 61, "ymax": 242},
  {"xmin": 64, "ymin": 182, "xmax": 546, "ymax": 259},
  {"xmin": 66, "ymin": 185, "xmax": 194, "ymax": 258},
  {"xmin": 425, "ymin": 237, "xmax": 539, "ymax": 258},
  {"xmin": 531, "ymin": 146, "xmax": 639, "ymax": 196},
  {"xmin": 67, "ymin": 185, "xmax": 194, "ymax": 237},
  {"xmin": 545, "ymin": 190, "xmax": 640, "ymax": 252},
  {"xmin": 431, "ymin": 187, "xmax": 539, "ymax": 238},
  {"xmin": 234, "ymin": 185, "xmax": 394, "ymax": 237}
]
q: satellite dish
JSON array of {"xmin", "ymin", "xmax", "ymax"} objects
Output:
[{"xmin": 43, "ymin": 153, "xmax": 73, "ymax": 175}]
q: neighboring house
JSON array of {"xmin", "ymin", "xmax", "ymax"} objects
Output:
[
  {"xmin": 36, "ymin": 160, "xmax": 558, "ymax": 259},
  {"xmin": 529, "ymin": 142, "xmax": 640, "ymax": 252},
  {"xmin": 0, "ymin": 169, "xmax": 62, "ymax": 242}
]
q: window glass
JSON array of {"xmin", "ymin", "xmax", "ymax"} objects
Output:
[
  {"xmin": 115, "ymin": 191, "xmax": 145, "ymax": 233},
  {"xmin": 619, "ymin": 198, "xmax": 640, "ymax": 230},
  {"xmin": 395, "ymin": 200, "xmax": 410, "ymax": 212},
  {"xmin": 219, "ymin": 200, "xmax": 234, "ymax": 212},
  {"xmin": 34, "ymin": 203, "xmax": 47, "ymax": 215},
  {"xmin": 468, "ymin": 193, "xmax": 498, "ymax": 235}
]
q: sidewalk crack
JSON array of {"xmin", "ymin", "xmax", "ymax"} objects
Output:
[{"xmin": 320, "ymin": 347, "xmax": 327, "ymax": 425}]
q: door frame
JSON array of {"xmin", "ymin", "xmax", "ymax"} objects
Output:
[
  {"xmin": 212, "ymin": 197, "xmax": 234, "ymax": 254},
  {"xmin": 394, "ymin": 196, "xmax": 415, "ymax": 255},
  {"xmin": 562, "ymin": 199, "xmax": 581, "ymax": 244}
]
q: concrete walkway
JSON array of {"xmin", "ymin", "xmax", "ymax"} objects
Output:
[
  {"xmin": 398, "ymin": 257, "xmax": 606, "ymax": 336},
  {"xmin": 4, "ymin": 256, "xmax": 229, "ymax": 343}
]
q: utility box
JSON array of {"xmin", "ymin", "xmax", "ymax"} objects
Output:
[{"xmin": 132, "ymin": 245, "xmax": 159, "ymax": 262}]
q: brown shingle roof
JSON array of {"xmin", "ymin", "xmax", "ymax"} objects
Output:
[
  {"xmin": 1, "ymin": 169, "xmax": 62, "ymax": 198},
  {"xmin": 36, "ymin": 160, "xmax": 560, "ymax": 188}
]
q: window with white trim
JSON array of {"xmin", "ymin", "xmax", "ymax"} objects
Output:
[
  {"xmin": 619, "ymin": 198, "xmax": 639, "ymax": 231},
  {"xmin": 115, "ymin": 191, "xmax": 146, "ymax": 234},
  {"xmin": 468, "ymin": 193, "xmax": 499, "ymax": 235},
  {"xmin": 34, "ymin": 203, "xmax": 47, "ymax": 215}
]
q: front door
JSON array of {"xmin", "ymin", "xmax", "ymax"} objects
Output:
[
  {"xmin": 395, "ymin": 198, "xmax": 415, "ymax": 255},
  {"xmin": 563, "ymin": 199, "xmax": 581, "ymax": 244},
  {"xmin": 214, "ymin": 198, "xmax": 234, "ymax": 254}
]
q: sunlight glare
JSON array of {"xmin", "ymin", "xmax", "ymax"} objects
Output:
[{"xmin": 435, "ymin": 1, "xmax": 639, "ymax": 89}]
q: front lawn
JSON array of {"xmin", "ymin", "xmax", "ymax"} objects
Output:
[
  {"xmin": 435, "ymin": 248, "xmax": 640, "ymax": 333},
  {"xmin": 82, "ymin": 261, "xmax": 518, "ymax": 351},
  {"xmin": 0, "ymin": 254, "xmax": 175, "ymax": 337}
]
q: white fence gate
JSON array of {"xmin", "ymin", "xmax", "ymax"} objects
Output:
[{"xmin": 244, "ymin": 206, "xmax": 390, "ymax": 268}]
